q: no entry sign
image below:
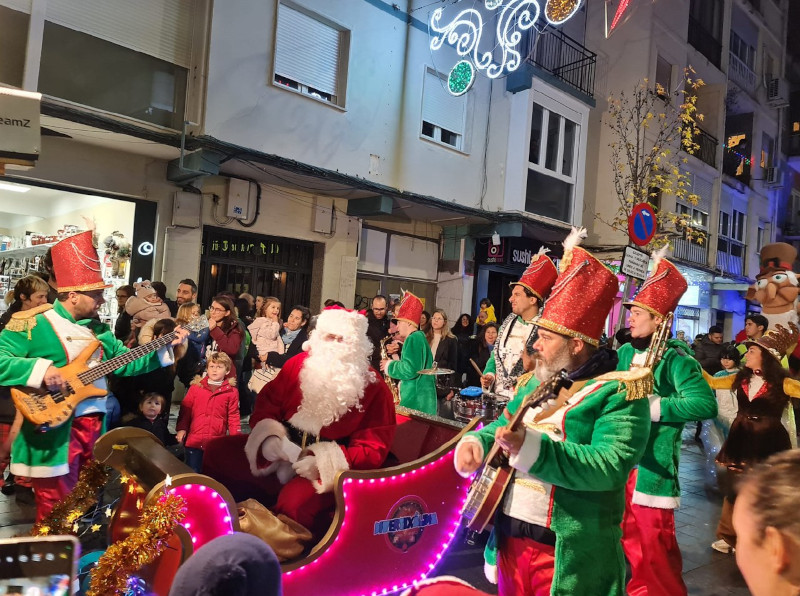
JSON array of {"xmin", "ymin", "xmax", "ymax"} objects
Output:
[{"xmin": 628, "ymin": 203, "xmax": 656, "ymax": 246}]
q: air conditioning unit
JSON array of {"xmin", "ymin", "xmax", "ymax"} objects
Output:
[
  {"xmin": 767, "ymin": 78, "xmax": 789, "ymax": 107},
  {"xmin": 766, "ymin": 166, "xmax": 780, "ymax": 186}
]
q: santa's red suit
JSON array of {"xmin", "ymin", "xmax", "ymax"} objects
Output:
[{"xmin": 203, "ymin": 350, "xmax": 396, "ymax": 535}]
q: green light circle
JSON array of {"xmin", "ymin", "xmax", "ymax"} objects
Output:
[{"xmin": 448, "ymin": 61, "xmax": 475, "ymax": 96}]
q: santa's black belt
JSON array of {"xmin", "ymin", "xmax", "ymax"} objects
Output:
[
  {"xmin": 496, "ymin": 512, "xmax": 556, "ymax": 547},
  {"xmin": 287, "ymin": 426, "xmax": 347, "ymax": 450}
]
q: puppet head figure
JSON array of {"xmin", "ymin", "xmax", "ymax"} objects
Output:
[{"xmin": 746, "ymin": 243, "xmax": 800, "ymax": 316}]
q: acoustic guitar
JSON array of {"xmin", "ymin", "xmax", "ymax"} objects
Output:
[
  {"xmin": 11, "ymin": 317, "xmax": 208, "ymax": 431},
  {"xmin": 460, "ymin": 369, "xmax": 573, "ymax": 533}
]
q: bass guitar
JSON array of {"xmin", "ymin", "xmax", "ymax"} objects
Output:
[
  {"xmin": 11, "ymin": 317, "xmax": 208, "ymax": 431},
  {"xmin": 460, "ymin": 369, "xmax": 573, "ymax": 533}
]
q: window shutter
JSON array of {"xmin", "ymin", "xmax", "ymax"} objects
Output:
[
  {"xmin": 0, "ymin": 0, "xmax": 30, "ymax": 12},
  {"xmin": 422, "ymin": 70, "xmax": 466, "ymax": 134},
  {"xmin": 46, "ymin": 0, "xmax": 193, "ymax": 67},
  {"xmin": 692, "ymin": 175, "xmax": 713, "ymax": 212},
  {"xmin": 274, "ymin": 3, "xmax": 341, "ymax": 96}
]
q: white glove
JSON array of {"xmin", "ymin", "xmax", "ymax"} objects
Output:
[
  {"xmin": 261, "ymin": 435, "xmax": 289, "ymax": 463},
  {"xmin": 292, "ymin": 456, "xmax": 320, "ymax": 481}
]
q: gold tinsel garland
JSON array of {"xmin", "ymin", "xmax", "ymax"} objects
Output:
[
  {"xmin": 30, "ymin": 460, "xmax": 109, "ymax": 537},
  {"xmin": 87, "ymin": 492, "xmax": 187, "ymax": 596}
]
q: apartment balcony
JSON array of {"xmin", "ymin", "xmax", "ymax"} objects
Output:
[
  {"xmin": 673, "ymin": 237, "xmax": 709, "ymax": 266},
  {"xmin": 716, "ymin": 240, "xmax": 745, "ymax": 277},
  {"xmin": 728, "ymin": 53, "xmax": 756, "ymax": 95},
  {"xmin": 693, "ymin": 127, "xmax": 719, "ymax": 168},
  {"xmin": 688, "ymin": 15, "xmax": 722, "ymax": 69},
  {"xmin": 523, "ymin": 28, "xmax": 596, "ymax": 98}
]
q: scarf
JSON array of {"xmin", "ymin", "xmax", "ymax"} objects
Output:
[{"xmin": 282, "ymin": 328, "xmax": 301, "ymax": 346}]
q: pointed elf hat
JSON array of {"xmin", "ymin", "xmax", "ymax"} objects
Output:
[
  {"xmin": 510, "ymin": 246, "xmax": 558, "ymax": 303},
  {"xmin": 50, "ymin": 231, "xmax": 111, "ymax": 292},
  {"xmin": 393, "ymin": 291, "xmax": 423, "ymax": 327},
  {"xmin": 744, "ymin": 323, "xmax": 800, "ymax": 362},
  {"xmin": 624, "ymin": 246, "xmax": 688, "ymax": 318},
  {"xmin": 535, "ymin": 228, "xmax": 619, "ymax": 347}
]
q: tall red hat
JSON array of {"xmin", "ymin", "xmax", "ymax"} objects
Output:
[
  {"xmin": 393, "ymin": 291, "xmax": 423, "ymax": 327},
  {"xmin": 511, "ymin": 247, "xmax": 558, "ymax": 303},
  {"xmin": 50, "ymin": 231, "xmax": 110, "ymax": 292},
  {"xmin": 624, "ymin": 247, "xmax": 687, "ymax": 318},
  {"xmin": 536, "ymin": 228, "xmax": 619, "ymax": 346}
]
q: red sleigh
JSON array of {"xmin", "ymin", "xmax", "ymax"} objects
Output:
[{"xmin": 96, "ymin": 408, "xmax": 478, "ymax": 595}]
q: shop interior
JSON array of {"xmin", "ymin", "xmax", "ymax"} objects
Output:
[{"xmin": 0, "ymin": 179, "xmax": 136, "ymax": 326}]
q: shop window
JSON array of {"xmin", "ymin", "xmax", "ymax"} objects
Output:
[
  {"xmin": 421, "ymin": 68, "xmax": 467, "ymax": 151},
  {"xmin": 0, "ymin": 3, "xmax": 28, "ymax": 87},
  {"xmin": 525, "ymin": 101, "xmax": 579, "ymax": 223},
  {"xmin": 273, "ymin": 1, "xmax": 349, "ymax": 108}
]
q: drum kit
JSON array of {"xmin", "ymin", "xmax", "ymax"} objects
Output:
[{"xmin": 417, "ymin": 365, "xmax": 508, "ymax": 423}]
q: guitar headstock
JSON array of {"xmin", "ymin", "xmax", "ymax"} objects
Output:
[{"xmin": 185, "ymin": 315, "xmax": 210, "ymax": 332}]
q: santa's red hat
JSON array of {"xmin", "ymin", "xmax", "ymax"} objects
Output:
[
  {"xmin": 50, "ymin": 231, "xmax": 110, "ymax": 292},
  {"xmin": 511, "ymin": 246, "xmax": 558, "ymax": 303},
  {"xmin": 624, "ymin": 247, "xmax": 687, "ymax": 318},
  {"xmin": 393, "ymin": 291, "xmax": 423, "ymax": 327},
  {"xmin": 536, "ymin": 228, "xmax": 618, "ymax": 346}
]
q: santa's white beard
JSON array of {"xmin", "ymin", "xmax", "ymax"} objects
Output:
[
  {"xmin": 534, "ymin": 343, "xmax": 573, "ymax": 383},
  {"xmin": 295, "ymin": 338, "xmax": 377, "ymax": 434}
]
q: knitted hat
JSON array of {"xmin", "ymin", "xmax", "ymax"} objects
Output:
[
  {"xmin": 624, "ymin": 247, "xmax": 688, "ymax": 318},
  {"xmin": 744, "ymin": 323, "xmax": 800, "ymax": 362},
  {"xmin": 392, "ymin": 291, "xmax": 424, "ymax": 327},
  {"xmin": 50, "ymin": 230, "xmax": 111, "ymax": 292},
  {"xmin": 134, "ymin": 280, "xmax": 157, "ymax": 299},
  {"xmin": 510, "ymin": 247, "xmax": 558, "ymax": 303},
  {"xmin": 535, "ymin": 228, "xmax": 619, "ymax": 346}
]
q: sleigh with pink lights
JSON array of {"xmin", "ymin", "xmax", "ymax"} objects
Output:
[{"xmin": 96, "ymin": 408, "xmax": 477, "ymax": 595}]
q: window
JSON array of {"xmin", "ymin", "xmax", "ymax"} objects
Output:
[
  {"xmin": 655, "ymin": 55, "xmax": 672, "ymax": 98},
  {"xmin": 756, "ymin": 224, "xmax": 767, "ymax": 253},
  {"xmin": 0, "ymin": 2, "xmax": 29, "ymax": 87},
  {"xmin": 761, "ymin": 133, "xmax": 774, "ymax": 170},
  {"xmin": 730, "ymin": 31, "xmax": 755, "ymax": 71},
  {"xmin": 676, "ymin": 201, "xmax": 708, "ymax": 244},
  {"xmin": 525, "ymin": 101, "xmax": 579, "ymax": 222},
  {"xmin": 718, "ymin": 209, "xmax": 745, "ymax": 256},
  {"xmin": 273, "ymin": 2, "xmax": 349, "ymax": 108},
  {"xmin": 421, "ymin": 69, "xmax": 467, "ymax": 150}
]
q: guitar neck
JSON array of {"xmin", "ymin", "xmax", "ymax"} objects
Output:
[{"xmin": 76, "ymin": 330, "xmax": 178, "ymax": 385}]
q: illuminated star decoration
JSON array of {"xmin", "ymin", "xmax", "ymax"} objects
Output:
[
  {"xmin": 120, "ymin": 473, "xmax": 130, "ymax": 484},
  {"xmin": 91, "ymin": 524, "xmax": 102, "ymax": 533},
  {"xmin": 72, "ymin": 523, "xmax": 79, "ymax": 533},
  {"xmin": 608, "ymin": 0, "xmax": 632, "ymax": 35},
  {"xmin": 128, "ymin": 483, "xmax": 136, "ymax": 494},
  {"xmin": 164, "ymin": 474, "xmax": 173, "ymax": 488},
  {"xmin": 105, "ymin": 507, "xmax": 113, "ymax": 518},
  {"xmin": 430, "ymin": 0, "xmax": 584, "ymax": 96}
]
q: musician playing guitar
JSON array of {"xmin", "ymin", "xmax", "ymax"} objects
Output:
[
  {"xmin": 454, "ymin": 229, "xmax": 651, "ymax": 596},
  {"xmin": 0, "ymin": 231, "xmax": 187, "ymax": 522}
]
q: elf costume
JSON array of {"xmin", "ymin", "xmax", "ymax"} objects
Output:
[
  {"xmin": 0, "ymin": 231, "xmax": 174, "ymax": 520},
  {"xmin": 617, "ymin": 251, "xmax": 716, "ymax": 596},
  {"xmin": 456, "ymin": 229, "xmax": 651, "ymax": 596},
  {"xmin": 386, "ymin": 292, "xmax": 437, "ymax": 415},
  {"xmin": 483, "ymin": 248, "xmax": 558, "ymax": 399}
]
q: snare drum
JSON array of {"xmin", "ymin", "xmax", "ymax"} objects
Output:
[
  {"xmin": 483, "ymin": 393, "xmax": 510, "ymax": 422},
  {"xmin": 453, "ymin": 386, "xmax": 488, "ymax": 423}
]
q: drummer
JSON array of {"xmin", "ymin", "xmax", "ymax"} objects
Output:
[
  {"xmin": 381, "ymin": 291, "xmax": 437, "ymax": 415},
  {"xmin": 480, "ymin": 247, "xmax": 558, "ymax": 400}
]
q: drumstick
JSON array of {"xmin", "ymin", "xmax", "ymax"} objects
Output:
[{"xmin": 469, "ymin": 359, "xmax": 484, "ymax": 377}]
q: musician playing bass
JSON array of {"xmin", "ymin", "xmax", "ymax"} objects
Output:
[
  {"xmin": 455, "ymin": 229, "xmax": 650, "ymax": 596},
  {"xmin": 616, "ymin": 250, "xmax": 716, "ymax": 596},
  {"xmin": 0, "ymin": 231, "xmax": 187, "ymax": 522},
  {"xmin": 480, "ymin": 248, "xmax": 557, "ymax": 400}
]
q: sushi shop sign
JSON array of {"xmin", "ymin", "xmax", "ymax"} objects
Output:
[{"xmin": 482, "ymin": 237, "xmax": 548, "ymax": 266}]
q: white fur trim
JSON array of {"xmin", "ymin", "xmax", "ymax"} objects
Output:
[
  {"xmin": 632, "ymin": 490, "xmax": 680, "ymax": 509},
  {"xmin": 301, "ymin": 340, "xmax": 311, "ymax": 352},
  {"xmin": 245, "ymin": 418, "xmax": 288, "ymax": 477},
  {"xmin": 484, "ymin": 562, "xmax": 498, "ymax": 584},
  {"xmin": 648, "ymin": 395, "xmax": 662, "ymax": 422},
  {"xmin": 27, "ymin": 358, "xmax": 53, "ymax": 388},
  {"xmin": 454, "ymin": 436, "xmax": 484, "ymax": 478},
  {"xmin": 509, "ymin": 428, "xmax": 543, "ymax": 473},
  {"xmin": 314, "ymin": 308, "xmax": 368, "ymax": 341},
  {"xmin": 288, "ymin": 410, "xmax": 323, "ymax": 436},
  {"xmin": 307, "ymin": 440, "xmax": 349, "ymax": 493}
]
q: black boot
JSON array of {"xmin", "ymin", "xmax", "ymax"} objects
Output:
[{"xmin": 1, "ymin": 473, "xmax": 15, "ymax": 496}]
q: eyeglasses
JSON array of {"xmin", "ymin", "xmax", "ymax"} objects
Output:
[{"xmin": 209, "ymin": 306, "xmax": 227, "ymax": 313}]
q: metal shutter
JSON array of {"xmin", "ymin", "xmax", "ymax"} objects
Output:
[{"xmin": 422, "ymin": 69, "xmax": 466, "ymax": 135}]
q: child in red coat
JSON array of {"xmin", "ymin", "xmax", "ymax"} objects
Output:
[{"xmin": 176, "ymin": 352, "xmax": 241, "ymax": 472}]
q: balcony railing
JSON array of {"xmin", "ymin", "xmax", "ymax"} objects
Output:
[
  {"xmin": 716, "ymin": 239, "xmax": 745, "ymax": 277},
  {"xmin": 526, "ymin": 28, "xmax": 596, "ymax": 98},
  {"xmin": 688, "ymin": 15, "xmax": 722, "ymax": 68},
  {"xmin": 728, "ymin": 52, "xmax": 756, "ymax": 94},
  {"xmin": 693, "ymin": 127, "xmax": 719, "ymax": 168},
  {"xmin": 673, "ymin": 237, "xmax": 709, "ymax": 266}
]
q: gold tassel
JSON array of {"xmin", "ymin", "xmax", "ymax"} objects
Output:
[{"xmin": 595, "ymin": 368, "xmax": 653, "ymax": 401}]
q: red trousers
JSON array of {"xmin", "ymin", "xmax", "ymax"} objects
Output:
[
  {"xmin": 497, "ymin": 533, "xmax": 555, "ymax": 596},
  {"xmin": 31, "ymin": 415, "xmax": 103, "ymax": 522},
  {"xmin": 621, "ymin": 469, "xmax": 687, "ymax": 596}
]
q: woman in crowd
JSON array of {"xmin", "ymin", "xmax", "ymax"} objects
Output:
[
  {"xmin": 465, "ymin": 322, "xmax": 498, "ymax": 388},
  {"xmin": 0, "ymin": 275, "xmax": 49, "ymax": 332},
  {"xmin": 265, "ymin": 305, "xmax": 311, "ymax": 368},
  {"xmin": 426, "ymin": 309, "xmax": 458, "ymax": 418},
  {"xmin": 420, "ymin": 310, "xmax": 432, "ymax": 335},
  {"xmin": 451, "ymin": 313, "xmax": 474, "ymax": 386},
  {"xmin": 207, "ymin": 295, "xmax": 244, "ymax": 379}
]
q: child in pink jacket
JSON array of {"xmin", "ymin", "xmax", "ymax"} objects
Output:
[{"xmin": 176, "ymin": 352, "xmax": 241, "ymax": 472}]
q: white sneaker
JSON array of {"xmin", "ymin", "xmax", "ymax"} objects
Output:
[{"xmin": 711, "ymin": 539, "xmax": 734, "ymax": 553}]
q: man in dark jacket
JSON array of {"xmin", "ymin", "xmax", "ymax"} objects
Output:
[
  {"xmin": 693, "ymin": 325, "xmax": 725, "ymax": 374},
  {"xmin": 366, "ymin": 295, "xmax": 391, "ymax": 370}
]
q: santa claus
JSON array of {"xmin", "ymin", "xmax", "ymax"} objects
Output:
[{"xmin": 203, "ymin": 306, "xmax": 397, "ymax": 537}]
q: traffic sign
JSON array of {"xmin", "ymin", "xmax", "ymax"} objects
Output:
[
  {"xmin": 628, "ymin": 203, "xmax": 656, "ymax": 246},
  {"xmin": 621, "ymin": 245, "xmax": 650, "ymax": 280}
]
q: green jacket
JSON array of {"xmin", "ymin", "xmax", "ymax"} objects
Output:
[
  {"xmin": 386, "ymin": 330, "xmax": 437, "ymax": 415},
  {"xmin": 462, "ymin": 375, "xmax": 650, "ymax": 595},
  {"xmin": 616, "ymin": 340, "xmax": 716, "ymax": 506},
  {"xmin": 0, "ymin": 301, "xmax": 172, "ymax": 477}
]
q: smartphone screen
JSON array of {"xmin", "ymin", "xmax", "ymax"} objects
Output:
[{"xmin": 0, "ymin": 536, "xmax": 78, "ymax": 596}]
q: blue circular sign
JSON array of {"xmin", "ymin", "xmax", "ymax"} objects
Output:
[{"xmin": 628, "ymin": 203, "xmax": 656, "ymax": 246}]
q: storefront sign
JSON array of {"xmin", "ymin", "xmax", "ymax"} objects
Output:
[
  {"xmin": 620, "ymin": 245, "xmax": 650, "ymax": 280},
  {"xmin": 0, "ymin": 88, "xmax": 41, "ymax": 163},
  {"xmin": 486, "ymin": 239, "xmax": 505, "ymax": 264}
]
